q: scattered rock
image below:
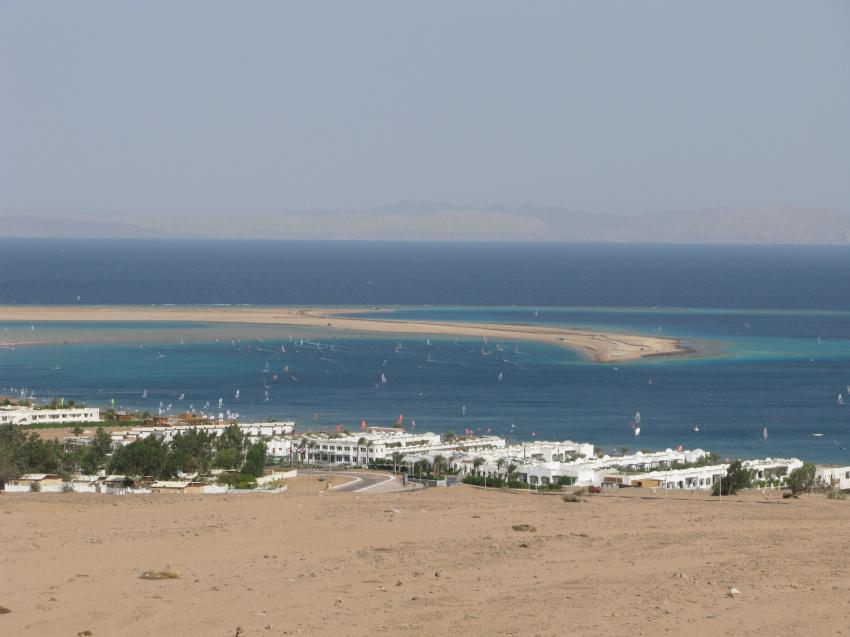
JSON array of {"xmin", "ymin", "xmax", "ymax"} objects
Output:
[
  {"xmin": 77, "ymin": 631, "xmax": 93, "ymax": 636},
  {"xmin": 728, "ymin": 587, "xmax": 741, "ymax": 598},
  {"xmin": 0, "ymin": 606, "xmax": 11, "ymax": 614},
  {"xmin": 512, "ymin": 524, "xmax": 537, "ymax": 532},
  {"xmin": 395, "ymin": 581, "xmax": 403, "ymax": 587},
  {"xmin": 518, "ymin": 542, "xmax": 529, "ymax": 548},
  {"xmin": 334, "ymin": 598, "xmax": 343, "ymax": 607},
  {"xmin": 672, "ymin": 572, "xmax": 688, "ymax": 579},
  {"xmin": 434, "ymin": 571, "xmax": 441, "ymax": 578},
  {"xmin": 139, "ymin": 570, "xmax": 179, "ymax": 580}
]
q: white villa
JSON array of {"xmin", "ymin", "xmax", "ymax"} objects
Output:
[
  {"xmin": 816, "ymin": 465, "xmax": 850, "ymax": 491},
  {"xmin": 0, "ymin": 406, "xmax": 101, "ymax": 426}
]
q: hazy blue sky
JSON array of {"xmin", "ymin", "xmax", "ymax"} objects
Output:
[{"xmin": 2, "ymin": 0, "xmax": 849, "ymax": 222}]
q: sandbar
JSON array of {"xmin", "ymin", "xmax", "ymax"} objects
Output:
[{"xmin": 0, "ymin": 305, "xmax": 690, "ymax": 362}]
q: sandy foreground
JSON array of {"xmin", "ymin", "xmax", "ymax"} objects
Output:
[
  {"xmin": 0, "ymin": 306, "xmax": 688, "ymax": 362},
  {"xmin": 2, "ymin": 482, "xmax": 849, "ymax": 637}
]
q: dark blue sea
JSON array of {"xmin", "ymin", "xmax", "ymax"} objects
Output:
[{"xmin": 2, "ymin": 239, "xmax": 850, "ymax": 462}]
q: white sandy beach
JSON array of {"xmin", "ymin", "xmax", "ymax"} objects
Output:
[{"xmin": 0, "ymin": 306, "xmax": 688, "ymax": 363}]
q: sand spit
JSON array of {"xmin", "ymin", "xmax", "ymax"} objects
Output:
[
  {"xmin": 0, "ymin": 306, "xmax": 688, "ymax": 362},
  {"xmin": 1, "ymin": 486, "xmax": 849, "ymax": 636}
]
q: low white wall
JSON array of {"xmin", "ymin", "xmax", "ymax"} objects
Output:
[
  {"xmin": 2, "ymin": 484, "xmax": 32, "ymax": 493},
  {"xmin": 257, "ymin": 469, "xmax": 297, "ymax": 486}
]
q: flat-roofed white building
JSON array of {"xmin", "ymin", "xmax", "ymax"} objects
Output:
[
  {"xmin": 744, "ymin": 458, "xmax": 803, "ymax": 486},
  {"xmin": 0, "ymin": 406, "xmax": 101, "ymax": 426},
  {"xmin": 817, "ymin": 465, "xmax": 850, "ymax": 490},
  {"xmin": 112, "ymin": 420, "xmax": 295, "ymax": 446}
]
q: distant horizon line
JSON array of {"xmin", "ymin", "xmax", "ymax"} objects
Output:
[{"xmin": 5, "ymin": 236, "xmax": 850, "ymax": 248}]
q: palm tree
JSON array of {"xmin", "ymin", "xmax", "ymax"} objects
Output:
[
  {"xmin": 432, "ymin": 454, "xmax": 446, "ymax": 478},
  {"xmin": 472, "ymin": 457, "xmax": 485, "ymax": 476},
  {"xmin": 390, "ymin": 451, "xmax": 405, "ymax": 476},
  {"xmin": 506, "ymin": 463, "xmax": 517, "ymax": 484},
  {"xmin": 495, "ymin": 458, "xmax": 506, "ymax": 481}
]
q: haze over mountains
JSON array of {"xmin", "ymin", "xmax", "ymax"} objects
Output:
[{"xmin": 2, "ymin": 204, "xmax": 849, "ymax": 244}]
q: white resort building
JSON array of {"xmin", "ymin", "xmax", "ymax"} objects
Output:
[
  {"xmin": 0, "ymin": 406, "xmax": 102, "ymax": 426},
  {"xmin": 110, "ymin": 420, "xmax": 296, "ymax": 447}
]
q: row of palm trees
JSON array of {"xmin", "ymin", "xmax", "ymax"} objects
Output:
[{"xmin": 471, "ymin": 456, "xmax": 518, "ymax": 482}]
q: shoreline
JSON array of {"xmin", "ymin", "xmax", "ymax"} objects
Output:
[{"xmin": 0, "ymin": 305, "xmax": 690, "ymax": 363}]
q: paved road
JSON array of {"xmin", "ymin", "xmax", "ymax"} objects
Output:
[{"xmin": 303, "ymin": 471, "xmax": 399, "ymax": 493}]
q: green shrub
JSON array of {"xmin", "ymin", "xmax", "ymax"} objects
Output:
[
  {"xmin": 462, "ymin": 475, "xmax": 504, "ymax": 488},
  {"xmin": 787, "ymin": 463, "xmax": 816, "ymax": 495},
  {"xmin": 712, "ymin": 460, "xmax": 753, "ymax": 496},
  {"xmin": 826, "ymin": 489, "xmax": 847, "ymax": 500}
]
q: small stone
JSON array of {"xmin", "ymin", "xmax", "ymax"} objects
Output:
[
  {"xmin": 434, "ymin": 571, "xmax": 441, "ymax": 578},
  {"xmin": 334, "ymin": 598, "xmax": 343, "ymax": 606},
  {"xmin": 395, "ymin": 581, "xmax": 403, "ymax": 586},
  {"xmin": 728, "ymin": 587, "xmax": 741, "ymax": 598}
]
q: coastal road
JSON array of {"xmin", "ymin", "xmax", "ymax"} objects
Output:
[{"xmin": 303, "ymin": 471, "xmax": 400, "ymax": 493}]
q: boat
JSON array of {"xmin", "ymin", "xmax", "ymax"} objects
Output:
[
  {"xmin": 634, "ymin": 427, "xmax": 641, "ymax": 437},
  {"xmin": 178, "ymin": 393, "xmax": 184, "ymax": 400},
  {"xmin": 693, "ymin": 425, "xmax": 700, "ymax": 432},
  {"xmin": 498, "ymin": 372, "xmax": 503, "ymax": 381},
  {"xmin": 142, "ymin": 389, "xmax": 148, "ymax": 398},
  {"xmin": 234, "ymin": 389, "xmax": 240, "ymax": 400},
  {"xmin": 840, "ymin": 394, "xmax": 846, "ymax": 406},
  {"xmin": 380, "ymin": 373, "xmax": 387, "ymax": 384},
  {"xmin": 462, "ymin": 405, "xmax": 467, "ymax": 417},
  {"xmin": 634, "ymin": 411, "xmax": 641, "ymax": 425},
  {"xmin": 156, "ymin": 350, "xmax": 166, "ymax": 359},
  {"xmin": 218, "ymin": 397, "xmax": 223, "ymax": 408},
  {"xmin": 811, "ymin": 433, "xmax": 824, "ymax": 437},
  {"xmin": 762, "ymin": 427, "xmax": 769, "ymax": 440}
]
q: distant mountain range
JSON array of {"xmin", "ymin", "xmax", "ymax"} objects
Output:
[{"xmin": 2, "ymin": 204, "xmax": 849, "ymax": 243}]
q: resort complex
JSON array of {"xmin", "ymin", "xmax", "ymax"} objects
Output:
[{"xmin": 1, "ymin": 404, "xmax": 840, "ymax": 496}]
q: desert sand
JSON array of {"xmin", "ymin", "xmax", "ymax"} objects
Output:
[
  {"xmin": 2, "ymin": 482, "xmax": 849, "ymax": 636},
  {"xmin": 0, "ymin": 305, "xmax": 688, "ymax": 362}
]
